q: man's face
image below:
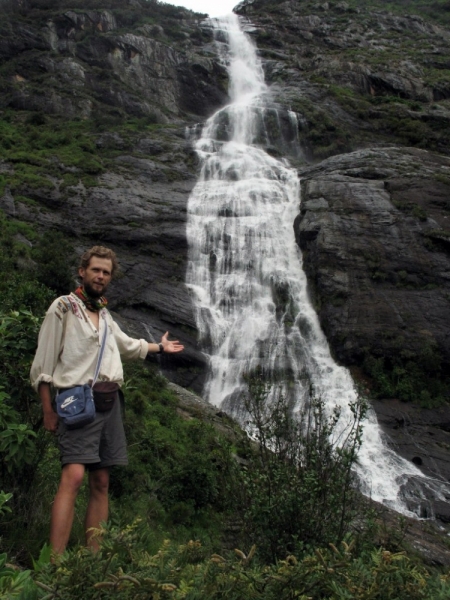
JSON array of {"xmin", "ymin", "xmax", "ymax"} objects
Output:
[{"xmin": 78, "ymin": 257, "xmax": 113, "ymax": 298}]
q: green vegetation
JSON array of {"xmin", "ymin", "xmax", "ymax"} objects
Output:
[
  {"xmin": 260, "ymin": 0, "xmax": 450, "ymax": 28},
  {"xmin": 0, "ymin": 113, "xmax": 100, "ymax": 197},
  {"xmin": 1, "ymin": 209, "xmax": 448, "ymax": 597},
  {"xmin": 363, "ymin": 342, "xmax": 449, "ymax": 407},
  {"xmin": 238, "ymin": 375, "xmax": 366, "ymax": 562},
  {"xmin": 345, "ymin": 0, "xmax": 450, "ymax": 27},
  {"xmin": 290, "ymin": 97, "xmax": 353, "ymax": 160},
  {"xmin": 0, "ymin": 0, "xmax": 203, "ymax": 24},
  {"xmin": 0, "ymin": 107, "xmax": 187, "ymax": 203},
  {"xmin": 3, "ymin": 524, "xmax": 449, "ymax": 600},
  {"xmin": 391, "ymin": 197, "xmax": 428, "ymax": 221}
]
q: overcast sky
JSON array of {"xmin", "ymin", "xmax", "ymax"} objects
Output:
[{"xmin": 166, "ymin": 0, "xmax": 239, "ymax": 18}]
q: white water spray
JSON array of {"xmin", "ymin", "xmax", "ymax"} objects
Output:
[{"xmin": 186, "ymin": 14, "xmax": 442, "ymax": 514}]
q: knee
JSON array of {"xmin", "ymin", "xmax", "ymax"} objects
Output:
[
  {"xmin": 89, "ymin": 470, "xmax": 109, "ymax": 496},
  {"xmin": 60, "ymin": 464, "xmax": 85, "ymax": 494}
]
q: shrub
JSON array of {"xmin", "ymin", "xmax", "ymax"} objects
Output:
[
  {"xmin": 112, "ymin": 362, "xmax": 237, "ymax": 528},
  {"xmin": 237, "ymin": 374, "xmax": 366, "ymax": 562},
  {"xmin": 28, "ymin": 521, "xmax": 450, "ymax": 600},
  {"xmin": 363, "ymin": 343, "xmax": 449, "ymax": 406},
  {"xmin": 31, "ymin": 231, "xmax": 76, "ymax": 295}
]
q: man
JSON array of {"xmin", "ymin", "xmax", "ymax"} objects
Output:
[{"xmin": 30, "ymin": 245, "xmax": 184, "ymax": 554}]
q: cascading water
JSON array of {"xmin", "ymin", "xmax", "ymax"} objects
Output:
[{"xmin": 186, "ymin": 13, "xmax": 444, "ymax": 514}]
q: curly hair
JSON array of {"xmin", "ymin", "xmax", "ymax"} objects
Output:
[{"xmin": 79, "ymin": 246, "xmax": 119, "ymax": 277}]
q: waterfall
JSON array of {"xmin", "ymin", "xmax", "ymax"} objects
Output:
[{"xmin": 186, "ymin": 13, "xmax": 442, "ymax": 515}]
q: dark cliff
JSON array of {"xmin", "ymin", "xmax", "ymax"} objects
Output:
[{"xmin": 1, "ymin": 0, "xmax": 450, "ymax": 509}]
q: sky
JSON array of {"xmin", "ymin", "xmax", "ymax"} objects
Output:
[{"xmin": 165, "ymin": 0, "xmax": 239, "ymax": 18}]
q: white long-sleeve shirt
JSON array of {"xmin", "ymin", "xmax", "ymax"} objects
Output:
[{"xmin": 30, "ymin": 293, "xmax": 148, "ymax": 391}]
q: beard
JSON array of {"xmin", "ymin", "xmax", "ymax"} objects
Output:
[{"xmin": 83, "ymin": 281, "xmax": 107, "ymax": 299}]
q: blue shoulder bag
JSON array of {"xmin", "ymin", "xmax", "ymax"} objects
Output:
[{"xmin": 56, "ymin": 318, "xmax": 108, "ymax": 429}]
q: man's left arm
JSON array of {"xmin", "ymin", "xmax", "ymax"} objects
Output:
[
  {"xmin": 110, "ymin": 318, "xmax": 183, "ymax": 359},
  {"xmin": 148, "ymin": 331, "xmax": 184, "ymax": 355}
]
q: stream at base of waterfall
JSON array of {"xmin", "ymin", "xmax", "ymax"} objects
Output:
[{"xmin": 186, "ymin": 13, "xmax": 447, "ymax": 517}]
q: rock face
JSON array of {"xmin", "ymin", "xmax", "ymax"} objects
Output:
[
  {"xmin": 0, "ymin": 3, "xmax": 228, "ymax": 121},
  {"xmin": 1, "ymin": 0, "xmax": 450, "ymax": 526},
  {"xmin": 237, "ymin": 0, "xmax": 450, "ymax": 158},
  {"xmin": 296, "ymin": 147, "xmax": 450, "ymax": 378},
  {"xmin": 371, "ymin": 397, "xmax": 450, "ymax": 522},
  {"xmin": 293, "ymin": 146, "xmax": 450, "ymax": 521}
]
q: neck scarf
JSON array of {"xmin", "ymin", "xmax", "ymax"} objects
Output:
[{"xmin": 73, "ymin": 286, "xmax": 108, "ymax": 312}]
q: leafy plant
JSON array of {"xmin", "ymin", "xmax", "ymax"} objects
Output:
[
  {"xmin": 237, "ymin": 374, "xmax": 366, "ymax": 562},
  {"xmin": 0, "ymin": 491, "xmax": 13, "ymax": 517},
  {"xmin": 363, "ymin": 343, "xmax": 449, "ymax": 406},
  {"xmin": 0, "ymin": 552, "xmax": 35, "ymax": 600},
  {"xmin": 29, "ymin": 521, "xmax": 450, "ymax": 599},
  {"xmin": 0, "ymin": 422, "xmax": 37, "ymax": 473}
]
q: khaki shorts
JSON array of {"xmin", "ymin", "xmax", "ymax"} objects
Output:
[{"xmin": 57, "ymin": 394, "xmax": 128, "ymax": 469}]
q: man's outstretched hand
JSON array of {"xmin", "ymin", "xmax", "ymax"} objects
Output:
[{"xmin": 161, "ymin": 331, "xmax": 184, "ymax": 353}]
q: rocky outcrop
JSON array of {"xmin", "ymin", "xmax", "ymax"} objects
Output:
[
  {"xmin": 372, "ymin": 397, "xmax": 450, "ymax": 520},
  {"xmin": 0, "ymin": 4, "xmax": 228, "ymax": 121},
  {"xmin": 237, "ymin": 0, "xmax": 450, "ymax": 158},
  {"xmin": 295, "ymin": 146, "xmax": 450, "ymax": 373}
]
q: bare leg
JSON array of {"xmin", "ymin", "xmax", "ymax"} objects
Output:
[
  {"xmin": 50, "ymin": 463, "xmax": 86, "ymax": 554},
  {"xmin": 85, "ymin": 468, "xmax": 109, "ymax": 551}
]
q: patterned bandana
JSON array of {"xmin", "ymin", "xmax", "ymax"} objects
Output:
[{"xmin": 73, "ymin": 286, "xmax": 108, "ymax": 312}]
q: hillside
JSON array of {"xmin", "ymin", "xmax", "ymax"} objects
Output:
[{"xmin": 0, "ymin": 0, "xmax": 450, "ymax": 517}]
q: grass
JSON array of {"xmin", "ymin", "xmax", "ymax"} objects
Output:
[{"xmin": 0, "ymin": 110, "xmax": 177, "ymax": 198}]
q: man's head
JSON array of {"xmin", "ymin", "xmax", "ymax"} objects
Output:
[{"xmin": 78, "ymin": 246, "xmax": 118, "ymax": 298}]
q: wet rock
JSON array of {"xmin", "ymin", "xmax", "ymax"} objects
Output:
[
  {"xmin": 296, "ymin": 147, "xmax": 450, "ymax": 371},
  {"xmin": 372, "ymin": 398, "xmax": 450, "ymax": 481}
]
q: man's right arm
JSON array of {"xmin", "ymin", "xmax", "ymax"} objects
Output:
[
  {"xmin": 30, "ymin": 301, "xmax": 65, "ymax": 391},
  {"xmin": 39, "ymin": 382, "xmax": 58, "ymax": 432},
  {"xmin": 30, "ymin": 300, "xmax": 66, "ymax": 431}
]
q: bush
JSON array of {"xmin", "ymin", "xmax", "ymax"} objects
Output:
[
  {"xmin": 0, "ymin": 214, "xmax": 77, "ymax": 558},
  {"xmin": 0, "ymin": 310, "xmax": 58, "ymax": 559},
  {"xmin": 237, "ymin": 374, "xmax": 366, "ymax": 562},
  {"xmin": 112, "ymin": 362, "xmax": 237, "ymax": 528},
  {"xmin": 31, "ymin": 231, "xmax": 76, "ymax": 295},
  {"xmin": 363, "ymin": 344, "xmax": 449, "ymax": 406},
  {"xmin": 27, "ymin": 521, "xmax": 450, "ymax": 600}
]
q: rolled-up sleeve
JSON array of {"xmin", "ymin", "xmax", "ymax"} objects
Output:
[
  {"xmin": 30, "ymin": 303, "xmax": 64, "ymax": 392},
  {"xmin": 110, "ymin": 319, "xmax": 148, "ymax": 360}
]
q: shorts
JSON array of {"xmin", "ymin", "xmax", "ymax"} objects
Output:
[{"xmin": 57, "ymin": 393, "xmax": 128, "ymax": 469}]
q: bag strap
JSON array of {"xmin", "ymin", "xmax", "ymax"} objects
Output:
[
  {"xmin": 91, "ymin": 312, "xmax": 108, "ymax": 388},
  {"xmin": 60, "ymin": 296, "xmax": 109, "ymax": 388}
]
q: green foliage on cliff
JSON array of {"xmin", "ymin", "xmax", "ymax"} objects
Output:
[
  {"xmin": 0, "ymin": 113, "xmax": 108, "ymax": 197},
  {"xmin": 0, "ymin": 0, "xmax": 204, "ymax": 21},
  {"xmin": 363, "ymin": 343, "xmax": 448, "ymax": 407},
  {"xmin": 347, "ymin": 0, "xmax": 450, "ymax": 27}
]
